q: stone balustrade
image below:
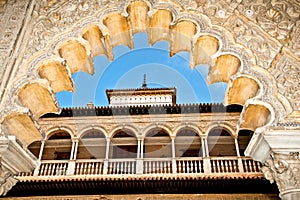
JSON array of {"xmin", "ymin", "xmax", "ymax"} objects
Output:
[{"xmin": 17, "ymin": 156, "xmax": 262, "ymax": 178}]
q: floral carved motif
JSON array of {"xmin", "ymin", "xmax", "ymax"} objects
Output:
[
  {"xmin": 224, "ymin": 15, "xmax": 281, "ymax": 69},
  {"xmin": 287, "ymin": 20, "xmax": 300, "ymax": 58},
  {"xmin": 262, "ymin": 152, "xmax": 300, "ymax": 198},
  {"xmin": 237, "ymin": 0, "xmax": 300, "ymax": 42},
  {"xmin": 0, "ymin": 159, "xmax": 18, "ymax": 196},
  {"xmin": 272, "ymin": 53, "xmax": 300, "ymax": 111}
]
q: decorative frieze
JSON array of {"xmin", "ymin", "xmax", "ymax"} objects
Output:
[{"xmin": 0, "ymin": 0, "xmax": 30, "ymax": 83}]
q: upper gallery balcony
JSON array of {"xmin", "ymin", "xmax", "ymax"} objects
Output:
[{"xmin": 9, "ymin": 104, "xmax": 278, "ymax": 197}]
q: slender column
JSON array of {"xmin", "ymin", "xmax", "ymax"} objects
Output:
[
  {"xmin": 70, "ymin": 139, "xmax": 75, "ymax": 160},
  {"xmin": 171, "ymin": 137, "xmax": 177, "ymax": 174},
  {"xmin": 202, "ymin": 137, "xmax": 211, "ymax": 173},
  {"xmin": 137, "ymin": 139, "xmax": 141, "ymax": 158},
  {"xmin": 73, "ymin": 140, "xmax": 79, "ymax": 160},
  {"xmin": 235, "ymin": 138, "xmax": 244, "ymax": 172},
  {"xmin": 234, "ymin": 138, "xmax": 241, "ymax": 157},
  {"xmin": 171, "ymin": 138, "xmax": 176, "ymax": 158},
  {"xmin": 34, "ymin": 140, "xmax": 45, "ymax": 176},
  {"xmin": 38, "ymin": 140, "xmax": 45, "ymax": 161},
  {"xmin": 204, "ymin": 137, "xmax": 209, "ymax": 157},
  {"xmin": 140, "ymin": 139, "xmax": 144, "ymax": 159},
  {"xmin": 105, "ymin": 138, "xmax": 110, "ymax": 160},
  {"xmin": 67, "ymin": 139, "xmax": 78, "ymax": 175},
  {"xmin": 103, "ymin": 138, "xmax": 110, "ymax": 175},
  {"xmin": 201, "ymin": 137, "xmax": 206, "ymax": 157}
]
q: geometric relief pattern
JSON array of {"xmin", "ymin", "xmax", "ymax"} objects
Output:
[
  {"xmin": 224, "ymin": 15, "xmax": 282, "ymax": 69},
  {"xmin": 272, "ymin": 53, "xmax": 300, "ymax": 111}
]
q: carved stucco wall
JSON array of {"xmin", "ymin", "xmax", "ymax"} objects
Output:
[{"xmin": 0, "ymin": 0, "xmax": 299, "ymax": 145}]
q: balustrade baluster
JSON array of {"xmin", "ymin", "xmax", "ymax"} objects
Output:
[
  {"xmin": 246, "ymin": 159, "xmax": 250, "ymax": 172},
  {"xmin": 55, "ymin": 163, "xmax": 60, "ymax": 175},
  {"xmin": 74, "ymin": 163, "xmax": 78, "ymax": 175},
  {"xmin": 108, "ymin": 162, "xmax": 112, "ymax": 174},
  {"xmin": 183, "ymin": 160, "xmax": 186, "ymax": 173},
  {"xmin": 80, "ymin": 163, "xmax": 83, "ymax": 175},
  {"xmin": 190, "ymin": 161, "xmax": 194, "ymax": 173},
  {"xmin": 126, "ymin": 161, "xmax": 129, "ymax": 174},
  {"xmin": 144, "ymin": 161, "xmax": 147, "ymax": 173},
  {"xmin": 55, "ymin": 163, "xmax": 59, "ymax": 175},
  {"xmin": 114, "ymin": 162, "xmax": 117, "ymax": 174},
  {"xmin": 82, "ymin": 163, "xmax": 85, "ymax": 175},
  {"xmin": 248, "ymin": 160, "xmax": 253, "ymax": 172},
  {"xmin": 119, "ymin": 162, "xmax": 122, "ymax": 174},
  {"xmin": 224, "ymin": 160, "xmax": 228, "ymax": 172},
  {"xmin": 63, "ymin": 163, "xmax": 67, "ymax": 175},
  {"xmin": 220, "ymin": 160, "xmax": 224, "ymax": 173},
  {"xmin": 229, "ymin": 160, "xmax": 233, "ymax": 172},
  {"xmin": 40, "ymin": 164, "xmax": 45, "ymax": 176},
  {"xmin": 255, "ymin": 161, "xmax": 261, "ymax": 172},
  {"xmin": 45, "ymin": 164, "xmax": 50, "ymax": 176},
  {"xmin": 91, "ymin": 162, "xmax": 94, "ymax": 174},
  {"xmin": 44, "ymin": 164, "xmax": 48, "ymax": 176},
  {"xmin": 100, "ymin": 162, "xmax": 103, "ymax": 174},
  {"xmin": 119, "ymin": 162, "xmax": 123, "ymax": 174},
  {"xmin": 95, "ymin": 162, "xmax": 99, "ymax": 174},
  {"xmin": 211, "ymin": 160, "xmax": 215, "ymax": 173},
  {"xmin": 83, "ymin": 162, "xmax": 86, "ymax": 174},
  {"xmin": 178, "ymin": 160, "xmax": 182, "ymax": 173},
  {"xmin": 51, "ymin": 163, "xmax": 56, "ymax": 176},
  {"xmin": 86, "ymin": 162, "xmax": 90, "ymax": 175},
  {"xmin": 186, "ymin": 161, "xmax": 190, "ymax": 173}
]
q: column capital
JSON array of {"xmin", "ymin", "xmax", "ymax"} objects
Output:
[
  {"xmin": 0, "ymin": 164, "xmax": 18, "ymax": 196},
  {"xmin": 0, "ymin": 136, "xmax": 37, "ymax": 196},
  {"xmin": 261, "ymin": 152, "xmax": 300, "ymax": 200}
]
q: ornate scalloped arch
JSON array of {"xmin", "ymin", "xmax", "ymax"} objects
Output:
[{"xmin": 0, "ymin": 0, "xmax": 291, "ymax": 147}]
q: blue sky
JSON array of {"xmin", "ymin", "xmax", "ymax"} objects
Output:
[{"xmin": 55, "ymin": 33, "xmax": 227, "ymax": 107}]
